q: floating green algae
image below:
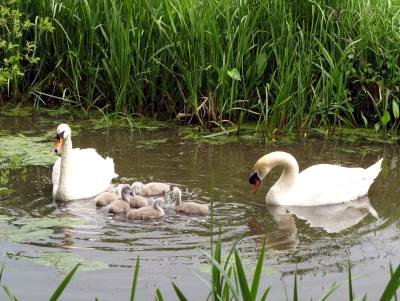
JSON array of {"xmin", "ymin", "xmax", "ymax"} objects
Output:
[
  {"xmin": 0, "ymin": 134, "xmax": 56, "ymax": 167},
  {"xmin": 14, "ymin": 252, "xmax": 108, "ymax": 272},
  {"xmin": 0, "ymin": 216, "xmax": 87, "ymax": 244}
]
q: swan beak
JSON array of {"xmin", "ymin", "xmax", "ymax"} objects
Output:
[
  {"xmin": 54, "ymin": 138, "xmax": 64, "ymax": 154},
  {"xmin": 252, "ymin": 179, "xmax": 260, "ymax": 193}
]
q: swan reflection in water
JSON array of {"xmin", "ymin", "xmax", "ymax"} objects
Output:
[{"xmin": 248, "ymin": 196, "xmax": 379, "ymax": 251}]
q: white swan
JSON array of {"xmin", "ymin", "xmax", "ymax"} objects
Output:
[
  {"xmin": 52, "ymin": 123, "xmax": 118, "ymax": 201},
  {"xmin": 249, "ymin": 151, "xmax": 383, "ymax": 206}
]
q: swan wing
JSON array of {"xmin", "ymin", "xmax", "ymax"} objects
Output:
[
  {"xmin": 56, "ymin": 148, "xmax": 118, "ymax": 200},
  {"xmin": 291, "ymin": 162, "xmax": 381, "ymax": 205}
]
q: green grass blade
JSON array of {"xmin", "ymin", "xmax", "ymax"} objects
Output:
[
  {"xmin": 0, "ymin": 263, "xmax": 4, "ymax": 284},
  {"xmin": 2, "ymin": 285, "xmax": 18, "ymax": 301},
  {"xmin": 155, "ymin": 288, "xmax": 164, "ymax": 301},
  {"xmin": 234, "ymin": 250, "xmax": 252, "ymax": 300},
  {"xmin": 260, "ymin": 287, "xmax": 271, "ymax": 301},
  {"xmin": 293, "ymin": 270, "xmax": 298, "ymax": 301},
  {"xmin": 202, "ymin": 250, "xmax": 241, "ymax": 301},
  {"xmin": 130, "ymin": 256, "xmax": 140, "ymax": 301},
  {"xmin": 212, "ymin": 234, "xmax": 222, "ymax": 298},
  {"xmin": 348, "ymin": 261, "xmax": 354, "ymax": 301},
  {"xmin": 49, "ymin": 263, "xmax": 80, "ymax": 301},
  {"xmin": 390, "ymin": 263, "xmax": 398, "ymax": 301},
  {"xmin": 319, "ymin": 281, "xmax": 342, "ymax": 301},
  {"xmin": 171, "ymin": 282, "xmax": 189, "ymax": 301},
  {"xmin": 380, "ymin": 264, "xmax": 400, "ymax": 301},
  {"xmin": 250, "ymin": 238, "xmax": 266, "ymax": 300}
]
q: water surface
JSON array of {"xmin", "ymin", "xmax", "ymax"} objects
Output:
[{"xmin": 0, "ymin": 114, "xmax": 399, "ymax": 300}]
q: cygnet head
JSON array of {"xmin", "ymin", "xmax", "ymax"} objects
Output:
[
  {"xmin": 54, "ymin": 123, "xmax": 72, "ymax": 154},
  {"xmin": 120, "ymin": 185, "xmax": 131, "ymax": 201},
  {"xmin": 131, "ymin": 182, "xmax": 144, "ymax": 195},
  {"xmin": 172, "ymin": 187, "xmax": 182, "ymax": 205},
  {"xmin": 153, "ymin": 198, "xmax": 165, "ymax": 209}
]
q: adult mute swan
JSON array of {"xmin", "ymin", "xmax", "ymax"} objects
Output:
[
  {"xmin": 52, "ymin": 123, "xmax": 118, "ymax": 201},
  {"xmin": 249, "ymin": 151, "xmax": 383, "ymax": 206}
]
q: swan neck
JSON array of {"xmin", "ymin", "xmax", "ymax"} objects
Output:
[
  {"xmin": 256, "ymin": 152, "xmax": 299, "ymax": 190},
  {"xmin": 174, "ymin": 194, "xmax": 182, "ymax": 206},
  {"xmin": 154, "ymin": 202, "xmax": 165, "ymax": 215},
  {"xmin": 58, "ymin": 136, "xmax": 73, "ymax": 196},
  {"xmin": 273, "ymin": 154, "xmax": 299, "ymax": 189}
]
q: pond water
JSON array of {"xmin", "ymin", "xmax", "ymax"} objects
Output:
[{"xmin": 0, "ymin": 113, "xmax": 399, "ymax": 300}]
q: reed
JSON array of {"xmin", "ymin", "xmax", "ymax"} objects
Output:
[{"xmin": 2, "ymin": 0, "xmax": 400, "ymax": 135}]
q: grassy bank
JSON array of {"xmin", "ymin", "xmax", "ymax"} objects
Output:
[{"xmin": 1, "ymin": 0, "xmax": 400, "ymax": 135}]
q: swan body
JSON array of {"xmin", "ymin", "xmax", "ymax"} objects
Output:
[
  {"xmin": 95, "ymin": 191, "xmax": 120, "ymax": 207},
  {"xmin": 131, "ymin": 181, "xmax": 170, "ymax": 196},
  {"xmin": 173, "ymin": 187, "xmax": 209, "ymax": 215},
  {"xmin": 249, "ymin": 151, "xmax": 383, "ymax": 206},
  {"xmin": 129, "ymin": 194, "xmax": 149, "ymax": 209},
  {"xmin": 52, "ymin": 124, "xmax": 118, "ymax": 201},
  {"xmin": 127, "ymin": 199, "xmax": 165, "ymax": 220}
]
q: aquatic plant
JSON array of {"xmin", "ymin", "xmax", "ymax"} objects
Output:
[{"xmin": 1, "ymin": 0, "xmax": 400, "ymax": 136}]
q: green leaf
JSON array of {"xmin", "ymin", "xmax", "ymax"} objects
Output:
[
  {"xmin": 256, "ymin": 53, "xmax": 267, "ymax": 76},
  {"xmin": 130, "ymin": 257, "xmax": 140, "ymax": 301},
  {"xmin": 202, "ymin": 249, "xmax": 241, "ymax": 301},
  {"xmin": 381, "ymin": 110, "xmax": 391, "ymax": 126},
  {"xmin": 172, "ymin": 282, "xmax": 189, "ymax": 301},
  {"xmin": 49, "ymin": 263, "xmax": 80, "ymax": 301},
  {"xmin": 250, "ymin": 239, "xmax": 266, "ymax": 300},
  {"xmin": 234, "ymin": 250, "xmax": 252, "ymax": 300},
  {"xmin": 380, "ymin": 264, "xmax": 400, "ymax": 301},
  {"xmin": 155, "ymin": 288, "xmax": 164, "ymax": 301},
  {"xmin": 211, "ymin": 233, "xmax": 222, "ymax": 297},
  {"xmin": 293, "ymin": 271, "xmax": 298, "ymax": 301},
  {"xmin": 2, "ymin": 285, "xmax": 18, "ymax": 301},
  {"xmin": 260, "ymin": 287, "xmax": 271, "ymax": 301},
  {"xmin": 0, "ymin": 263, "xmax": 4, "ymax": 284},
  {"xmin": 361, "ymin": 112, "xmax": 368, "ymax": 128},
  {"xmin": 227, "ymin": 68, "xmax": 241, "ymax": 81},
  {"xmin": 348, "ymin": 261, "xmax": 354, "ymax": 301},
  {"xmin": 320, "ymin": 281, "xmax": 343, "ymax": 301},
  {"xmin": 392, "ymin": 101, "xmax": 399, "ymax": 119}
]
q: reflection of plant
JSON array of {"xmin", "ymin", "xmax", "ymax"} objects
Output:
[{"xmin": 0, "ymin": 0, "xmax": 53, "ymax": 92}]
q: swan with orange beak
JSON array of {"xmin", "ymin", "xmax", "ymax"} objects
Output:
[{"xmin": 52, "ymin": 123, "xmax": 118, "ymax": 201}]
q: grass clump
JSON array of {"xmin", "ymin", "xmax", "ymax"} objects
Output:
[{"xmin": 1, "ymin": 0, "xmax": 400, "ymax": 136}]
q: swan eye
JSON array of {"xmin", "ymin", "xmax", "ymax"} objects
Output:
[
  {"xmin": 249, "ymin": 173, "xmax": 260, "ymax": 184},
  {"xmin": 56, "ymin": 131, "xmax": 65, "ymax": 140}
]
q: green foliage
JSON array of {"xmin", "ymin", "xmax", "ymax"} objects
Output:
[
  {"xmin": 0, "ymin": 0, "xmax": 53, "ymax": 92},
  {"xmin": 4, "ymin": 0, "xmax": 400, "ymax": 135},
  {"xmin": 49, "ymin": 263, "xmax": 80, "ymax": 301}
]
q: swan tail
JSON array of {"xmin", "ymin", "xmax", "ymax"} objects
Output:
[
  {"xmin": 367, "ymin": 158, "xmax": 383, "ymax": 178},
  {"xmin": 366, "ymin": 158, "xmax": 383, "ymax": 180},
  {"xmin": 105, "ymin": 157, "xmax": 119, "ymax": 179}
]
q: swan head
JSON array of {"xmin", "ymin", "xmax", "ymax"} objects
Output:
[
  {"xmin": 54, "ymin": 123, "xmax": 71, "ymax": 154},
  {"xmin": 130, "ymin": 181, "xmax": 144, "ymax": 195},
  {"xmin": 153, "ymin": 198, "xmax": 165, "ymax": 209},
  {"xmin": 172, "ymin": 187, "xmax": 182, "ymax": 205},
  {"xmin": 249, "ymin": 156, "xmax": 272, "ymax": 193},
  {"xmin": 249, "ymin": 151, "xmax": 299, "ymax": 193}
]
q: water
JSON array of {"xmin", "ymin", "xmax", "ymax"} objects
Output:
[{"xmin": 0, "ymin": 114, "xmax": 399, "ymax": 300}]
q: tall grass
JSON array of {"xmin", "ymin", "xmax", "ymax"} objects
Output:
[{"xmin": 3, "ymin": 0, "xmax": 400, "ymax": 135}]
